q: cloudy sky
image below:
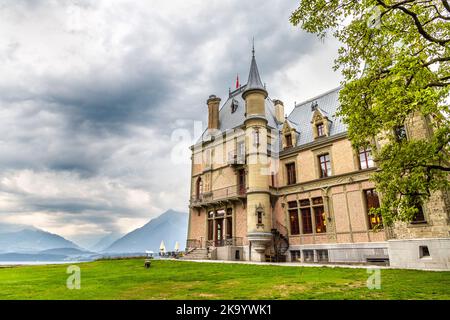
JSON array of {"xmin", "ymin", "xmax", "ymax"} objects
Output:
[{"xmin": 0, "ymin": 0, "xmax": 342, "ymax": 247}]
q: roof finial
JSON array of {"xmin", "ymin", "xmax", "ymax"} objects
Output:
[{"xmin": 252, "ymin": 37, "xmax": 255, "ymax": 57}]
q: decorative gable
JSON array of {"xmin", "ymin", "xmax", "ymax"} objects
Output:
[
  {"xmin": 281, "ymin": 119, "xmax": 298, "ymax": 149},
  {"xmin": 310, "ymin": 103, "xmax": 332, "ymax": 139}
]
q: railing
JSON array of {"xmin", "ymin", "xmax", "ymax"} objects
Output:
[
  {"xmin": 186, "ymin": 239, "xmax": 202, "ymax": 250},
  {"xmin": 191, "ymin": 185, "xmax": 246, "ymax": 205},
  {"xmin": 274, "ymin": 220, "xmax": 288, "ymax": 237},
  {"xmin": 227, "ymin": 151, "xmax": 245, "ymax": 165},
  {"xmin": 206, "ymin": 237, "xmax": 243, "ymax": 247}
]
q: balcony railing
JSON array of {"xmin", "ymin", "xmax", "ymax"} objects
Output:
[
  {"xmin": 206, "ymin": 237, "xmax": 243, "ymax": 247},
  {"xmin": 227, "ymin": 151, "xmax": 245, "ymax": 165},
  {"xmin": 191, "ymin": 185, "xmax": 246, "ymax": 206}
]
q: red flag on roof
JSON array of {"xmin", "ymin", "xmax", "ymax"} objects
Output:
[{"xmin": 236, "ymin": 74, "xmax": 240, "ymax": 89}]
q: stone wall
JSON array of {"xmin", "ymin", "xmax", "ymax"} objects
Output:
[
  {"xmin": 391, "ymin": 190, "xmax": 450, "ymax": 239},
  {"xmin": 388, "ymin": 238, "xmax": 450, "ymax": 270}
]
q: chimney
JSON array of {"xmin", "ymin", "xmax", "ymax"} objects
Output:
[
  {"xmin": 273, "ymin": 99, "xmax": 284, "ymax": 123},
  {"xmin": 207, "ymin": 95, "xmax": 221, "ymax": 130}
]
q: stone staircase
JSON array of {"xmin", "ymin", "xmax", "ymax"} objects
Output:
[{"xmin": 182, "ymin": 248, "xmax": 209, "ymax": 260}]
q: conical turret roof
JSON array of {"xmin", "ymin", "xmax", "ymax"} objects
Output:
[{"xmin": 245, "ymin": 46, "xmax": 265, "ymax": 91}]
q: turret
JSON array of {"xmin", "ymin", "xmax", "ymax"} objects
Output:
[{"xmin": 243, "ymin": 45, "xmax": 272, "ymax": 261}]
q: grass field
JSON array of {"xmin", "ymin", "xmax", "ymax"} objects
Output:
[{"xmin": 0, "ymin": 259, "xmax": 449, "ymax": 300}]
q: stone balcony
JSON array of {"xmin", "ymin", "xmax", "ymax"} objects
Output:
[{"xmin": 190, "ymin": 185, "xmax": 246, "ymax": 208}]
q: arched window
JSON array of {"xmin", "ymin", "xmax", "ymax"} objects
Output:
[{"xmin": 196, "ymin": 177, "xmax": 203, "ymax": 200}]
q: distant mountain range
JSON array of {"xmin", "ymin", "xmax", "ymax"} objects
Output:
[
  {"xmin": 104, "ymin": 209, "xmax": 188, "ymax": 254},
  {"xmin": 0, "ymin": 209, "xmax": 188, "ymax": 261},
  {"xmin": 0, "ymin": 226, "xmax": 80, "ymax": 253},
  {"xmin": 89, "ymin": 232, "xmax": 123, "ymax": 252}
]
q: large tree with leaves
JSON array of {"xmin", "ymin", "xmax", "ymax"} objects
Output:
[{"xmin": 291, "ymin": 0, "xmax": 450, "ymax": 226}]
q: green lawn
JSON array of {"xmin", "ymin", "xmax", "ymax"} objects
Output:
[{"xmin": 0, "ymin": 259, "xmax": 449, "ymax": 300}]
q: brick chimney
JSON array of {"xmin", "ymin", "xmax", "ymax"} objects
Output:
[
  {"xmin": 273, "ymin": 99, "xmax": 284, "ymax": 123},
  {"xmin": 207, "ymin": 95, "xmax": 221, "ymax": 130}
]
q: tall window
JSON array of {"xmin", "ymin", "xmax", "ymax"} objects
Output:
[
  {"xmin": 359, "ymin": 147, "xmax": 374, "ymax": 169},
  {"xmin": 238, "ymin": 169, "xmax": 246, "ymax": 194},
  {"xmin": 412, "ymin": 199, "xmax": 426, "ymax": 223},
  {"xmin": 286, "ymin": 162, "xmax": 297, "ymax": 185},
  {"xmin": 319, "ymin": 154, "xmax": 332, "ymax": 178},
  {"xmin": 394, "ymin": 125, "xmax": 407, "ymax": 142},
  {"xmin": 285, "ymin": 134, "xmax": 293, "ymax": 148},
  {"xmin": 317, "ymin": 123, "xmax": 325, "ymax": 137},
  {"xmin": 226, "ymin": 210, "xmax": 233, "ymax": 239},
  {"xmin": 253, "ymin": 129, "xmax": 260, "ymax": 147},
  {"xmin": 300, "ymin": 207, "xmax": 313, "ymax": 234},
  {"xmin": 257, "ymin": 211, "xmax": 263, "ymax": 225},
  {"xmin": 288, "ymin": 201, "xmax": 300, "ymax": 235},
  {"xmin": 207, "ymin": 213, "xmax": 214, "ymax": 241},
  {"xmin": 237, "ymin": 140, "xmax": 245, "ymax": 157},
  {"xmin": 313, "ymin": 198, "xmax": 327, "ymax": 233},
  {"xmin": 195, "ymin": 177, "xmax": 202, "ymax": 200},
  {"xmin": 299, "ymin": 198, "xmax": 326, "ymax": 234},
  {"xmin": 364, "ymin": 189, "xmax": 382, "ymax": 229}
]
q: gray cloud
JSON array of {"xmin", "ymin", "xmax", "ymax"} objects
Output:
[{"xmin": 0, "ymin": 0, "xmax": 342, "ymax": 246}]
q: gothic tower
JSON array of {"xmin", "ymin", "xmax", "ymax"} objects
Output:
[{"xmin": 242, "ymin": 46, "xmax": 272, "ymax": 261}]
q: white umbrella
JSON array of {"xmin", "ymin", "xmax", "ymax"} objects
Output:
[
  {"xmin": 159, "ymin": 240, "xmax": 166, "ymax": 253},
  {"xmin": 174, "ymin": 241, "xmax": 179, "ymax": 252}
]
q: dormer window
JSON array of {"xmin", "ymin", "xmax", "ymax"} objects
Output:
[
  {"xmin": 231, "ymin": 99, "xmax": 238, "ymax": 113},
  {"xmin": 316, "ymin": 123, "xmax": 325, "ymax": 137},
  {"xmin": 282, "ymin": 120, "xmax": 297, "ymax": 149},
  {"xmin": 311, "ymin": 107, "xmax": 331, "ymax": 139},
  {"xmin": 285, "ymin": 134, "xmax": 293, "ymax": 148}
]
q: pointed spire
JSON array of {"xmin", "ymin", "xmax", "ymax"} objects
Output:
[
  {"xmin": 252, "ymin": 37, "xmax": 255, "ymax": 57},
  {"xmin": 245, "ymin": 40, "xmax": 265, "ymax": 92}
]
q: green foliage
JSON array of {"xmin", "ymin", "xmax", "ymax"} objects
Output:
[
  {"xmin": 0, "ymin": 259, "xmax": 449, "ymax": 299},
  {"xmin": 291, "ymin": 0, "xmax": 450, "ymax": 224}
]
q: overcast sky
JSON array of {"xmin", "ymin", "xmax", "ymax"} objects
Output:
[{"xmin": 0, "ymin": 0, "xmax": 342, "ymax": 247}]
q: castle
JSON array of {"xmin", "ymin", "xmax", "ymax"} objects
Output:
[{"xmin": 186, "ymin": 47, "xmax": 450, "ymax": 270}]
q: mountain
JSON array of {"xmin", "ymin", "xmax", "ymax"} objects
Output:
[
  {"xmin": 0, "ymin": 226, "xmax": 81, "ymax": 253},
  {"xmin": 39, "ymin": 247, "xmax": 93, "ymax": 256},
  {"xmin": 0, "ymin": 253, "xmax": 68, "ymax": 262},
  {"xmin": 104, "ymin": 209, "xmax": 188, "ymax": 254},
  {"xmin": 89, "ymin": 232, "xmax": 123, "ymax": 253}
]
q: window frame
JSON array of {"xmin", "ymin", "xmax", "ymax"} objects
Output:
[
  {"xmin": 359, "ymin": 147, "xmax": 374, "ymax": 170},
  {"xmin": 286, "ymin": 162, "xmax": 297, "ymax": 185},
  {"xmin": 364, "ymin": 189, "xmax": 383, "ymax": 230},
  {"xmin": 318, "ymin": 153, "xmax": 332, "ymax": 178},
  {"xmin": 316, "ymin": 123, "xmax": 325, "ymax": 137},
  {"xmin": 285, "ymin": 134, "xmax": 293, "ymax": 148},
  {"xmin": 411, "ymin": 201, "xmax": 427, "ymax": 224}
]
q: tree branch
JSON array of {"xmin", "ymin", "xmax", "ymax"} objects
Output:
[
  {"xmin": 376, "ymin": 0, "xmax": 450, "ymax": 46},
  {"xmin": 442, "ymin": 0, "xmax": 450, "ymax": 13}
]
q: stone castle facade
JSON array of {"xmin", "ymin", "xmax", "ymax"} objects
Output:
[{"xmin": 186, "ymin": 49, "xmax": 450, "ymax": 270}]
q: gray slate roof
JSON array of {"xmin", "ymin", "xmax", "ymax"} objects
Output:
[
  {"xmin": 195, "ymin": 51, "xmax": 345, "ymax": 148},
  {"xmin": 197, "ymin": 85, "xmax": 279, "ymax": 143},
  {"xmin": 287, "ymin": 86, "xmax": 345, "ymax": 147}
]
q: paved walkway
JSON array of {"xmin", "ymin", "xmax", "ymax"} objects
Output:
[{"xmin": 177, "ymin": 258, "xmax": 449, "ymax": 272}]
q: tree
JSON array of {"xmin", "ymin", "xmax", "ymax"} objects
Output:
[{"xmin": 291, "ymin": 0, "xmax": 450, "ymax": 225}]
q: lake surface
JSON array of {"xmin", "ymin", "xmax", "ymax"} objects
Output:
[{"xmin": 0, "ymin": 261, "xmax": 86, "ymax": 266}]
